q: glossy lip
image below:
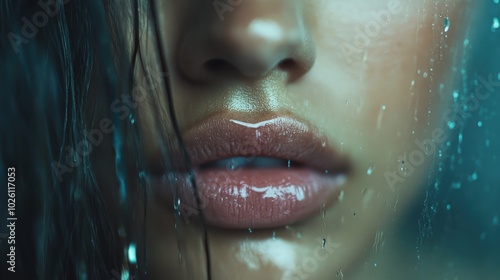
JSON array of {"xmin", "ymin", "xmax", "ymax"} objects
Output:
[{"xmin": 149, "ymin": 112, "xmax": 351, "ymax": 229}]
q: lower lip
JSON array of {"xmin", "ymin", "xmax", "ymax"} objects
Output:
[{"xmin": 152, "ymin": 168, "xmax": 346, "ymax": 229}]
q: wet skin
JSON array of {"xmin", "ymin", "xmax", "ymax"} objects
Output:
[{"xmin": 94, "ymin": 1, "xmax": 473, "ymax": 279}]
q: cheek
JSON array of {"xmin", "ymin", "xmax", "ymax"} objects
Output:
[
  {"xmin": 305, "ymin": 0, "xmax": 464, "ymax": 140},
  {"xmin": 290, "ymin": 1, "xmax": 467, "ymax": 211}
]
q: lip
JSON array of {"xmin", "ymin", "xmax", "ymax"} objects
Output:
[{"xmin": 149, "ymin": 112, "xmax": 351, "ymax": 229}]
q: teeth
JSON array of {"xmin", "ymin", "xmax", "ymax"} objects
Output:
[{"xmin": 203, "ymin": 157, "xmax": 290, "ymax": 169}]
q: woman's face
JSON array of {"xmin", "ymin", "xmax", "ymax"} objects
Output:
[{"xmin": 129, "ymin": 0, "xmax": 468, "ymax": 279}]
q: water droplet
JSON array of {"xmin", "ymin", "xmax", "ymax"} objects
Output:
[
  {"xmin": 248, "ymin": 228, "xmax": 253, "ymax": 233},
  {"xmin": 377, "ymin": 106, "xmax": 386, "ymax": 129},
  {"xmin": 129, "ymin": 114, "xmax": 135, "ymax": 124},
  {"xmin": 272, "ymin": 231, "xmax": 277, "ymax": 240},
  {"xmin": 322, "ymin": 238, "xmax": 326, "ymax": 249},
  {"xmin": 423, "ymin": 72, "xmax": 428, "ymax": 78},
  {"xmin": 367, "ymin": 164, "xmax": 374, "ymax": 175},
  {"xmin": 287, "ymin": 160, "xmax": 291, "ymax": 169},
  {"xmin": 446, "ymin": 204, "xmax": 451, "ymax": 210},
  {"xmin": 121, "ymin": 269, "xmax": 130, "ymax": 280},
  {"xmin": 336, "ymin": 268, "xmax": 344, "ymax": 279},
  {"xmin": 493, "ymin": 216, "xmax": 499, "ymax": 226},
  {"xmin": 338, "ymin": 190, "xmax": 345, "ymax": 202},
  {"xmin": 128, "ymin": 243, "xmax": 137, "ymax": 264},
  {"xmin": 118, "ymin": 227, "xmax": 126, "ymax": 237},
  {"xmin": 492, "ymin": 17, "xmax": 500, "ymax": 31},
  {"xmin": 452, "ymin": 182, "xmax": 462, "ymax": 189},
  {"xmin": 447, "ymin": 121, "xmax": 456, "ymax": 130},
  {"xmin": 443, "ymin": 17, "xmax": 450, "ymax": 32},
  {"xmin": 469, "ymin": 172, "xmax": 478, "ymax": 181},
  {"xmin": 174, "ymin": 196, "xmax": 182, "ymax": 215}
]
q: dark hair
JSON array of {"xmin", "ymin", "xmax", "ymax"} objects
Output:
[{"xmin": 0, "ymin": 1, "xmax": 210, "ymax": 279}]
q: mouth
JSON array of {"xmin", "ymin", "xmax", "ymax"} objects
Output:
[{"xmin": 149, "ymin": 113, "xmax": 351, "ymax": 229}]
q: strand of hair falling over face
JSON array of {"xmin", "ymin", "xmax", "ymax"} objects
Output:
[
  {"xmin": 91, "ymin": 0, "xmax": 139, "ymax": 278},
  {"xmin": 149, "ymin": 1, "xmax": 213, "ymax": 279}
]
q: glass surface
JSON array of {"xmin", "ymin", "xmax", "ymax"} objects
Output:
[{"xmin": 1, "ymin": 1, "xmax": 499, "ymax": 279}]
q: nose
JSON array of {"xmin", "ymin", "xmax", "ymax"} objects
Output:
[{"xmin": 176, "ymin": 1, "xmax": 316, "ymax": 83}]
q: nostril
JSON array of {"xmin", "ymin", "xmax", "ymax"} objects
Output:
[
  {"xmin": 204, "ymin": 58, "xmax": 268, "ymax": 78},
  {"xmin": 202, "ymin": 58, "xmax": 303, "ymax": 79},
  {"xmin": 204, "ymin": 59, "xmax": 236, "ymax": 73},
  {"xmin": 278, "ymin": 58, "xmax": 295, "ymax": 71},
  {"xmin": 278, "ymin": 58, "xmax": 306, "ymax": 82}
]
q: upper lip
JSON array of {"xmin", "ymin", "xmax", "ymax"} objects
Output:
[{"xmin": 149, "ymin": 112, "xmax": 351, "ymax": 175}]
